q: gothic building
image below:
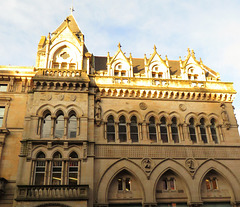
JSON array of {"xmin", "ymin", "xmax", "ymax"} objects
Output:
[{"xmin": 0, "ymin": 14, "xmax": 239, "ymax": 207}]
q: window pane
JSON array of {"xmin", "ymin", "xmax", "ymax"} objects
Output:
[
  {"xmin": 0, "ymin": 84, "xmax": 8, "ymax": 92},
  {"xmin": 210, "ymin": 119, "xmax": 218, "ymax": 144},
  {"xmin": 125, "ymin": 178, "xmax": 131, "ymax": 191},
  {"xmin": 160, "ymin": 117, "xmax": 168, "ymax": 143},
  {"xmin": 69, "ymin": 161, "xmax": 78, "ymax": 185},
  {"xmin": 206, "ymin": 179, "xmax": 211, "ymax": 190},
  {"xmin": 149, "ymin": 116, "xmax": 157, "ymax": 142},
  {"xmin": 107, "ymin": 116, "xmax": 115, "ymax": 142},
  {"xmin": 34, "ymin": 160, "xmax": 45, "ymax": 185},
  {"xmin": 200, "ymin": 118, "xmax": 208, "ymax": 143},
  {"xmin": 212, "ymin": 178, "xmax": 218, "ymax": 189},
  {"xmin": 162, "ymin": 180, "xmax": 168, "ymax": 190},
  {"xmin": 54, "ymin": 115, "xmax": 64, "ymax": 138},
  {"xmin": 118, "ymin": 178, "xmax": 123, "ymax": 190},
  {"xmin": 52, "ymin": 161, "xmax": 62, "ymax": 185},
  {"xmin": 119, "ymin": 116, "xmax": 127, "ymax": 142},
  {"xmin": 170, "ymin": 179, "xmax": 175, "ymax": 190},
  {"xmin": 0, "ymin": 107, "xmax": 5, "ymax": 127},
  {"xmin": 171, "ymin": 117, "xmax": 179, "ymax": 143},
  {"xmin": 189, "ymin": 118, "xmax": 197, "ymax": 143},
  {"xmin": 68, "ymin": 115, "xmax": 77, "ymax": 138},
  {"xmin": 41, "ymin": 114, "xmax": 51, "ymax": 138}
]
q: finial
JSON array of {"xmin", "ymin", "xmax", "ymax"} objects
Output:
[
  {"xmin": 191, "ymin": 49, "xmax": 196, "ymax": 58},
  {"xmin": 47, "ymin": 32, "xmax": 51, "ymax": 40},
  {"xmin": 129, "ymin": 53, "xmax": 132, "ymax": 59},
  {"xmin": 70, "ymin": 0, "xmax": 75, "ymax": 14},
  {"xmin": 200, "ymin": 57, "xmax": 203, "ymax": 64},
  {"xmin": 107, "ymin": 52, "xmax": 110, "ymax": 63},
  {"xmin": 179, "ymin": 56, "xmax": 182, "ymax": 61},
  {"xmin": 118, "ymin": 42, "xmax": 122, "ymax": 49},
  {"xmin": 153, "ymin": 45, "xmax": 157, "ymax": 51},
  {"xmin": 187, "ymin": 48, "xmax": 190, "ymax": 54},
  {"xmin": 165, "ymin": 55, "xmax": 168, "ymax": 61}
]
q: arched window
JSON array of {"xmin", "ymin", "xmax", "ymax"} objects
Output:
[
  {"xmin": 130, "ymin": 116, "xmax": 138, "ymax": 142},
  {"xmin": 205, "ymin": 178, "xmax": 211, "ymax": 190},
  {"xmin": 41, "ymin": 113, "xmax": 51, "ymax": 138},
  {"xmin": 68, "ymin": 114, "xmax": 77, "ymax": 138},
  {"xmin": 34, "ymin": 151, "xmax": 46, "ymax": 185},
  {"xmin": 169, "ymin": 178, "xmax": 176, "ymax": 190},
  {"xmin": 162, "ymin": 179, "xmax": 168, "ymax": 191},
  {"xmin": 200, "ymin": 118, "xmax": 208, "ymax": 143},
  {"xmin": 171, "ymin": 117, "xmax": 179, "ymax": 143},
  {"xmin": 160, "ymin": 117, "xmax": 168, "ymax": 143},
  {"xmin": 107, "ymin": 115, "xmax": 115, "ymax": 142},
  {"xmin": 54, "ymin": 113, "xmax": 64, "ymax": 138},
  {"xmin": 212, "ymin": 177, "xmax": 218, "ymax": 190},
  {"xmin": 149, "ymin": 116, "xmax": 157, "ymax": 142},
  {"xmin": 189, "ymin": 118, "xmax": 197, "ymax": 143},
  {"xmin": 119, "ymin": 115, "xmax": 127, "ymax": 142},
  {"xmin": 52, "ymin": 151, "xmax": 62, "ymax": 185},
  {"xmin": 69, "ymin": 151, "xmax": 78, "ymax": 185},
  {"xmin": 210, "ymin": 118, "xmax": 218, "ymax": 144}
]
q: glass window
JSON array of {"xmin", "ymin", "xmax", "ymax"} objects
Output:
[
  {"xmin": 189, "ymin": 118, "xmax": 197, "ymax": 143},
  {"xmin": 52, "ymin": 152, "xmax": 62, "ymax": 185},
  {"xmin": 160, "ymin": 117, "xmax": 168, "ymax": 143},
  {"xmin": 212, "ymin": 178, "xmax": 218, "ymax": 190},
  {"xmin": 68, "ymin": 115, "xmax": 77, "ymax": 138},
  {"xmin": 0, "ymin": 84, "xmax": 8, "ymax": 92},
  {"xmin": 107, "ymin": 115, "xmax": 115, "ymax": 142},
  {"xmin": 34, "ymin": 152, "xmax": 46, "ymax": 185},
  {"xmin": 118, "ymin": 178, "xmax": 123, "ymax": 191},
  {"xmin": 200, "ymin": 118, "xmax": 208, "ymax": 143},
  {"xmin": 170, "ymin": 178, "xmax": 176, "ymax": 190},
  {"xmin": 125, "ymin": 178, "xmax": 131, "ymax": 191},
  {"xmin": 41, "ymin": 113, "xmax": 51, "ymax": 138},
  {"xmin": 210, "ymin": 118, "xmax": 218, "ymax": 144},
  {"xmin": 54, "ymin": 114, "xmax": 64, "ymax": 138},
  {"xmin": 69, "ymin": 161, "xmax": 78, "ymax": 185},
  {"xmin": 149, "ymin": 116, "xmax": 157, "ymax": 142},
  {"xmin": 130, "ymin": 116, "xmax": 138, "ymax": 142},
  {"xmin": 171, "ymin": 117, "xmax": 179, "ymax": 143},
  {"xmin": 162, "ymin": 179, "xmax": 168, "ymax": 191},
  {"xmin": 206, "ymin": 178, "xmax": 211, "ymax": 190},
  {"xmin": 119, "ymin": 115, "xmax": 127, "ymax": 142},
  {"xmin": 0, "ymin": 107, "xmax": 5, "ymax": 127}
]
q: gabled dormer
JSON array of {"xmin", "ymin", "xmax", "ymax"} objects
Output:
[
  {"xmin": 180, "ymin": 49, "xmax": 219, "ymax": 81},
  {"xmin": 107, "ymin": 43, "xmax": 133, "ymax": 77},
  {"xmin": 145, "ymin": 45, "xmax": 170, "ymax": 79},
  {"xmin": 36, "ymin": 14, "xmax": 90, "ymax": 72}
]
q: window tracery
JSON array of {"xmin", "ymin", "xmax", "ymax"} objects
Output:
[
  {"xmin": 119, "ymin": 115, "xmax": 127, "ymax": 142},
  {"xmin": 160, "ymin": 116, "xmax": 168, "ymax": 143},
  {"xmin": 107, "ymin": 115, "xmax": 115, "ymax": 142},
  {"xmin": 189, "ymin": 117, "xmax": 197, "ymax": 143},
  {"xmin": 200, "ymin": 118, "xmax": 208, "ymax": 143},
  {"xmin": 171, "ymin": 117, "xmax": 179, "ymax": 143},
  {"xmin": 130, "ymin": 116, "xmax": 138, "ymax": 142},
  {"xmin": 149, "ymin": 116, "xmax": 157, "ymax": 142}
]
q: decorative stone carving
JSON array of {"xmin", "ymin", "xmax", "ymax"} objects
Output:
[
  {"xmin": 58, "ymin": 94, "xmax": 64, "ymax": 101},
  {"xmin": 46, "ymin": 94, "xmax": 52, "ymax": 101},
  {"xmin": 139, "ymin": 102, "xmax": 147, "ymax": 110},
  {"xmin": 221, "ymin": 103, "xmax": 230, "ymax": 130},
  {"xmin": 179, "ymin": 104, "xmax": 187, "ymax": 111},
  {"xmin": 185, "ymin": 158, "xmax": 197, "ymax": 173},
  {"xmin": 95, "ymin": 98, "xmax": 102, "ymax": 126},
  {"xmin": 70, "ymin": 94, "xmax": 76, "ymax": 101},
  {"xmin": 141, "ymin": 158, "xmax": 154, "ymax": 177}
]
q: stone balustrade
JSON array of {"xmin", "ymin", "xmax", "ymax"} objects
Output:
[{"xmin": 16, "ymin": 185, "xmax": 89, "ymax": 201}]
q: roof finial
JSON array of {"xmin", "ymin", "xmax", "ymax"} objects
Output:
[
  {"xmin": 70, "ymin": 0, "xmax": 75, "ymax": 15},
  {"xmin": 153, "ymin": 45, "xmax": 157, "ymax": 51},
  {"xmin": 118, "ymin": 42, "xmax": 122, "ymax": 49}
]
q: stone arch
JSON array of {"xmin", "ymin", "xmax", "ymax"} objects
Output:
[
  {"xmin": 67, "ymin": 146, "xmax": 81, "ymax": 158},
  {"xmin": 185, "ymin": 112, "xmax": 198, "ymax": 124},
  {"xmin": 32, "ymin": 146, "xmax": 48, "ymax": 158},
  {"xmin": 129, "ymin": 110, "xmax": 143, "ymax": 123},
  {"xmin": 52, "ymin": 105, "xmax": 67, "ymax": 117},
  {"xmin": 169, "ymin": 111, "xmax": 184, "ymax": 124},
  {"xmin": 151, "ymin": 159, "xmax": 192, "ymax": 202},
  {"xmin": 66, "ymin": 104, "xmax": 84, "ymax": 117},
  {"xmin": 102, "ymin": 110, "xmax": 118, "ymax": 122},
  {"xmin": 36, "ymin": 104, "xmax": 54, "ymax": 117},
  {"xmin": 194, "ymin": 159, "xmax": 240, "ymax": 202},
  {"xmin": 97, "ymin": 159, "xmax": 148, "ymax": 204},
  {"xmin": 158, "ymin": 111, "xmax": 170, "ymax": 124},
  {"xmin": 117, "ymin": 110, "xmax": 130, "ymax": 122},
  {"xmin": 145, "ymin": 111, "xmax": 159, "ymax": 124},
  {"xmin": 197, "ymin": 112, "xmax": 208, "ymax": 125},
  {"xmin": 50, "ymin": 147, "xmax": 65, "ymax": 158},
  {"xmin": 208, "ymin": 113, "xmax": 222, "ymax": 125}
]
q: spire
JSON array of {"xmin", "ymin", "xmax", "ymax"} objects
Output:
[
  {"xmin": 70, "ymin": 0, "xmax": 75, "ymax": 15},
  {"xmin": 118, "ymin": 42, "xmax": 122, "ymax": 49},
  {"xmin": 153, "ymin": 45, "xmax": 157, "ymax": 52}
]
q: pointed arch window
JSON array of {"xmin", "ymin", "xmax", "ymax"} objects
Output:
[
  {"xmin": 119, "ymin": 115, "xmax": 127, "ymax": 142},
  {"xmin": 149, "ymin": 116, "xmax": 157, "ymax": 142},
  {"xmin": 68, "ymin": 114, "xmax": 77, "ymax": 138},
  {"xmin": 107, "ymin": 115, "xmax": 115, "ymax": 142},
  {"xmin": 210, "ymin": 118, "xmax": 218, "ymax": 144},
  {"xmin": 189, "ymin": 118, "xmax": 197, "ymax": 143},
  {"xmin": 130, "ymin": 116, "xmax": 138, "ymax": 142},
  {"xmin": 162, "ymin": 179, "xmax": 168, "ymax": 191},
  {"xmin": 205, "ymin": 178, "xmax": 211, "ymax": 190},
  {"xmin": 52, "ymin": 152, "xmax": 62, "ymax": 185},
  {"xmin": 200, "ymin": 118, "xmax": 208, "ymax": 143},
  {"xmin": 169, "ymin": 178, "xmax": 176, "ymax": 190},
  {"xmin": 171, "ymin": 117, "xmax": 179, "ymax": 143},
  {"xmin": 41, "ymin": 113, "xmax": 51, "ymax": 138},
  {"xmin": 54, "ymin": 113, "xmax": 64, "ymax": 138},
  {"xmin": 160, "ymin": 117, "xmax": 168, "ymax": 143},
  {"xmin": 68, "ymin": 152, "xmax": 79, "ymax": 185},
  {"xmin": 34, "ymin": 151, "xmax": 46, "ymax": 185}
]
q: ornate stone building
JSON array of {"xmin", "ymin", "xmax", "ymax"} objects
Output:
[{"xmin": 0, "ymin": 14, "xmax": 239, "ymax": 207}]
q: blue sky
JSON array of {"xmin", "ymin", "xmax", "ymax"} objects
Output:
[{"xmin": 0, "ymin": 0, "xmax": 240, "ymax": 127}]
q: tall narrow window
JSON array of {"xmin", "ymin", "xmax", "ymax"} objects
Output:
[
  {"xmin": 68, "ymin": 114, "xmax": 77, "ymax": 138},
  {"xmin": 162, "ymin": 179, "xmax": 168, "ymax": 191},
  {"xmin": 171, "ymin": 117, "xmax": 179, "ymax": 143},
  {"xmin": 119, "ymin": 115, "xmax": 127, "ymax": 142},
  {"xmin": 107, "ymin": 115, "xmax": 115, "ymax": 142},
  {"xmin": 210, "ymin": 118, "xmax": 218, "ymax": 144},
  {"xmin": 0, "ymin": 107, "xmax": 5, "ymax": 127},
  {"xmin": 212, "ymin": 178, "xmax": 218, "ymax": 190},
  {"xmin": 130, "ymin": 116, "xmax": 138, "ymax": 142},
  {"xmin": 68, "ymin": 152, "xmax": 78, "ymax": 185},
  {"xmin": 189, "ymin": 118, "xmax": 197, "ymax": 143},
  {"xmin": 160, "ymin": 117, "xmax": 168, "ymax": 143},
  {"xmin": 54, "ymin": 113, "xmax": 64, "ymax": 138},
  {"xmin": 41, "ymin": 113, "xmax": 51, "ymax": 138},
  {"xmin": 125, "ymin": 178, "xmax": 131, "ymax": 191},
  {"xmin": 205, "ymin": 178, "xmax": 211, "ymax": 190},
  {"xmin": 200, "ymin": 118, "xmax": 208, "ymax": 143},
  {"xmin": 118, "ymin": 178, "xmax": 123, "ymax": 191},
  {"xmin": 52, "ymin": 152, "xmax": 62, "ymax": 185},
  {"xmin": 149, "ymin": 116, "xmax": 157, "ymax": 142},
  {"xmin": 169, "ymin": 178, "xmax": 176, "ymax": 190},
  {"xmin": 34, "ymin": 151, "xmax": 46, "ymax": 185}
]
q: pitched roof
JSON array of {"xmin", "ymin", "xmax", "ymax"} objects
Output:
[{"xmin": 52, "ymin": 15, "xmax": 82, "ymax": 35}]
